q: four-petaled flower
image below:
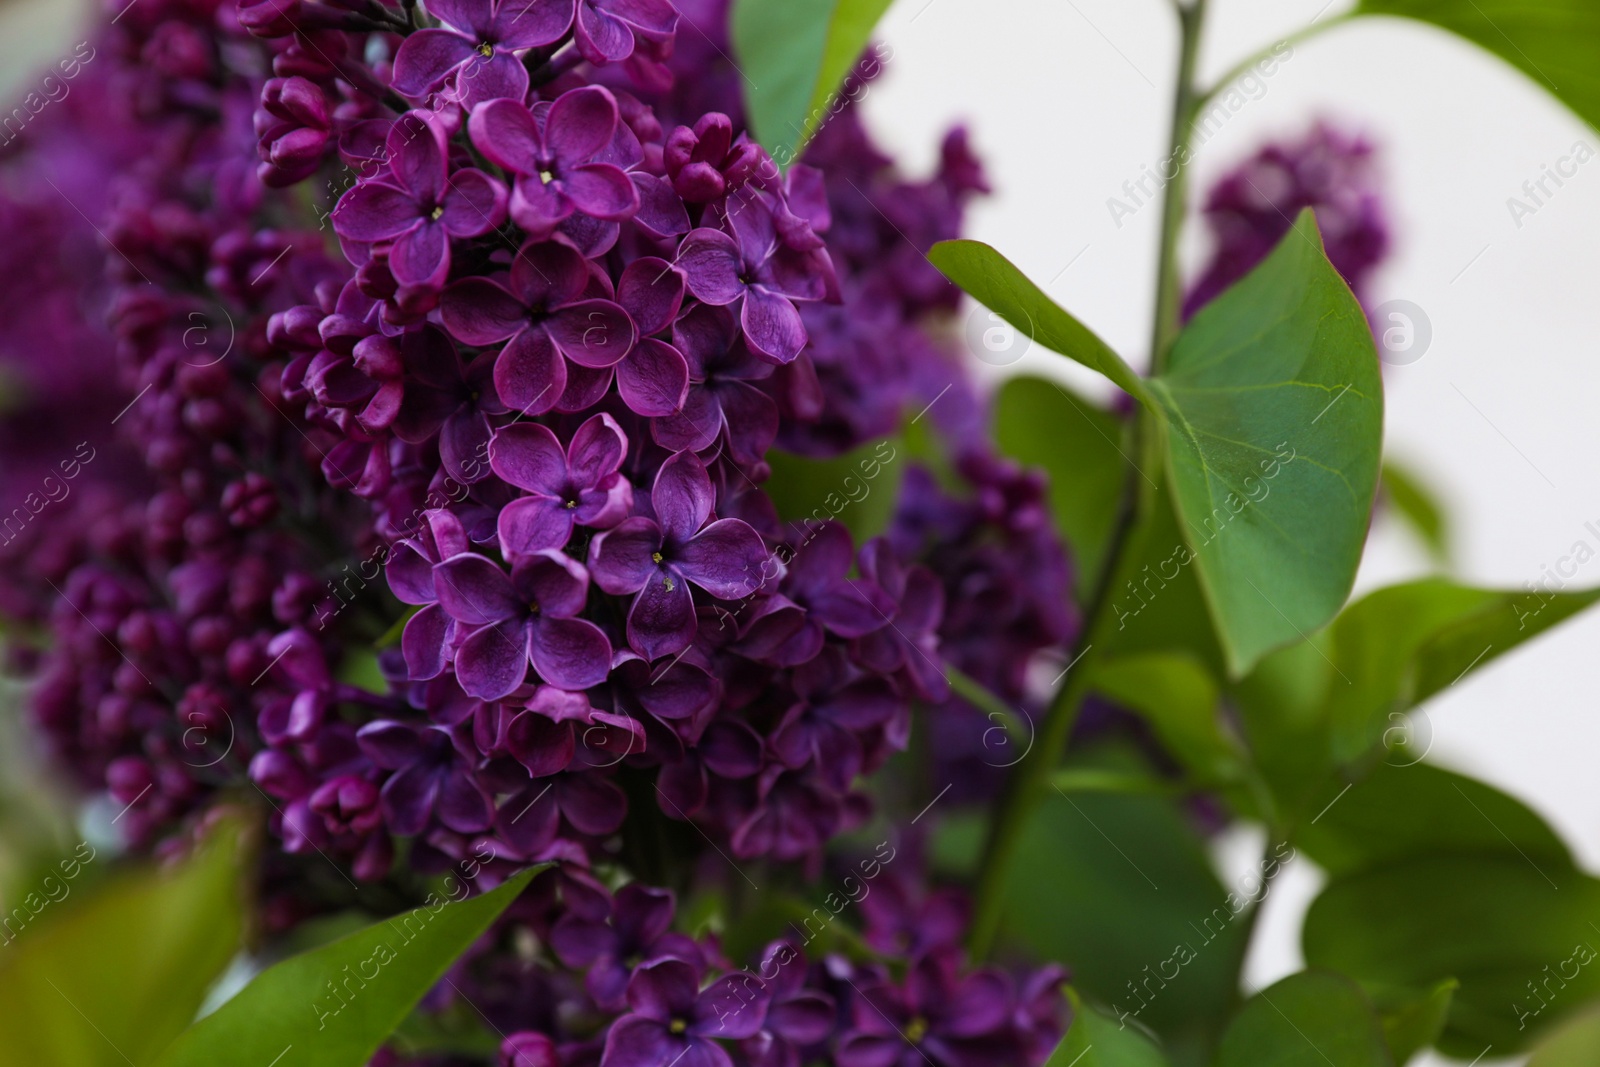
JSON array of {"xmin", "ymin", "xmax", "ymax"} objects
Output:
[
  {"xmin": 490, "ymin": 411, "xmax": 632, "ymax": 556},
  {"xmin": 391, "ymin": 0, "xmax": 572, "ymax": 110},
  {"xmin": 331, "ymin": 112, "xmax": 506, "ymax": 289},
  {"xmin": 470, "ymin": 87, "xmax": 640, "ymax": 238},
  {"xmin": 434, "ymin": 550, "xmax": 613, "ymax": 698},
  {"xmin": 588, "ymin": 450, "xmax": 770, "ymax": 660},
  {"xmin": 441, "ymin": 238, "xmax": 637, "ymax": 414},
  {"xmin": 601, "ymin": 958, "xmax": 769, "ymax": 1067}
]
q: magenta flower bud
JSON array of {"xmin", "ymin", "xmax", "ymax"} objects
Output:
[
  {"xmin": 500, "ymin": 1033, "xmax": 559, "ymax": 1067},
  {"xmin": 106, "ymin": 756, "xmax": 155, "ymax": 804},
  {"xmin": 222, "ymin": 472, "xmax": 280, "ymax": 528},
  {"xmin": 238, "ymin": 0, "xmax": 305, "ymax": 39}
]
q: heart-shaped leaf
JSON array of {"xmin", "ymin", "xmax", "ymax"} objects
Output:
[
  {"xmin": 1150, "ymin": 209, "xmax": 1383, "ymax": 677},
  {"xmin": 1358, "ymin": 0, "xmax": 1600, "ymax": 131},
  {"xmin": 1215, "ymin": 971, "xmax": 1394, "ymax": 1067},
  {"xmin": 155, "ymin": 866, "xmax": 543, "ymax": 1067},
  {"xmin": 732, "ymin": 0, "xmax": 894, "ymax": 161}
]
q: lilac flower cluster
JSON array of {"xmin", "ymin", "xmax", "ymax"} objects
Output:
[
  {"xmin": 1184, "ymin": 122, "xmax": 1390, "ymax": 320},
  {"xmin": 0, "ymin": 0, "xmax": 1080, "ymax": 1060}
]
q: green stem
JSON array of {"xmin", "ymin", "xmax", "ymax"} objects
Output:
[
  {"xmin": 966, "ymin": 0, "xmax": 1213, "ymax": 961},
  {"xmin": 1149, "ymin": 0, "xmax": 1209, "ymax": 376}
]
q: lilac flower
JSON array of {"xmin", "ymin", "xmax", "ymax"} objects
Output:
[
  {"xmin": 469, "ymin": 89, "xmax": 640, "ymax": 238},
  {"xmin": 1185, "ymin": 123, "xmax": 1389, "ymax": 319},
  {"xmin": 550, "ymin": 883, "xmax": 700, "ymax": 1010},
  {"xmin": 440, "ymin": 239, "xmax": 637, "ymax": 415},
  {"xmin": 332, "ymin": 113, "xmax": 507, "ymax": 289},
  {"xmin": 742, "ymin": 940, "xmax": 835, "ymax": 1067},
  {"xmin": 588, "ymin": 450, "xmax": 769, "ymax": 660},
  {"xmin": 651, "ymin": 304, "xmax": 778, "ymax": 467},
  {"xmin": 376, "ymin": 325, "xmax": 509, "ymax": 484},
  {"xmin": 676, "ymin": 191, "xmax": 836, "ymax": 363},
  {"xmin": 386, "ymin": 508, "xmax": 472, "ymax": 680},
  {"xmin": 573, "ymin": 0, "xmax": 679, "ymax": 65},
  {"xmin": 498, "ymin": 764, "xmax": 628, "ymax": 855},
  {"xmin": 770, "ymin": 647, "xmax": 899, "ymax": 790},
  {"xmin": 730, "ymin": 766, "xmax": 846, "ymax": 862},
  {"xmin": 851, "ymin": 538, "xmax": 948, "ymax": 702},
  {"xmin": 433, "ymin": 550, "xmax": 613, "ymax": 698},
  {"xmin": 837, "ymin": 956, "xmax": 1015, "ymax": 1067},
  {"xmin": 613, "ymin": 257, "xmax": 691, "ymax": 418},
  {"xmin": 356, "ymin": 720, "xmax": 494, "ymax": 836},
  {"xmin": 490, "ymin": 413, "xmax": 631, "ymax": 556},
  {"xmin": 736, "ymin": 522, "xmax": 893, "ymax": 667},
  {"xmin": 663, "ymin": 113, "xmax": 766, "ymax": 203},
  {"xmin": 391, "ymin": 0, "xmax": 572, "ymax": 110},
  {"xmin": 601, "ymin": 958, "xmax": 769, "ymax": 1067}
]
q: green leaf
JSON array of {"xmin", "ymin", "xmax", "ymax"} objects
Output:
[
  {"xmin": 1304, "ymin": 857, "xmax": 1600, "ymax": 1055},
  {"xmin": 1051, "ymin": 768, "xmax": 1182, "ymax": 796},
  {"xmin": 1358, "ymin": 0, "xmax": 1600, "ymax": 131},
  {"xmin": 1085, "ymin": 653, "xmax": 1244, "ymax": 787},
  {"xmin": 0, "ymin": 822, "xmax": 246, "ymax": 1067},
  {"xmin": 1150, "ymin": 210, "xmax": 1383, "ymax": 678},
  {"xmin": 155, "ymin": 866, "xmax": 544, "ymax": 1067},
  {"xmin": 1296, "ymin": 762, "xmax": 1572, "ymax": 879},
  {"xmin": 1047, "ymin": 989, "xmax": 1171, "ymax": 1067},
  {"xmin": 974, "ymin": 758, "xmax": 1248, "ymax": 1060},
  {"xmin": 1232, "ymin": 577, "xmax": 1600, "ymax": 821},
  {"xmin": 1529, "ymin": 1007, "xmax": 1600, "ymax": 1066},
  {"xmin": 927, "ymin": 241, "xmax": 1150, "ymax": 401},
  {"xmin": 731, "ymin": 0, "xmax": 893, "ymax": 160},
  {"xmin": 1381, "ymin": 460, "xmax": 1450, "ymax": 562},
  {"xmin": 1369, "ymin": 979, "xmax": 1457, "ymax": 1066},
  {"xmin": 993, "ymin": 377, "xmax": 1128, "ymax": 601},
  {"xmin": 1215, "ymin": 971, "xmax": 1394, "ymax": 1067},
  {"xmin": 762, "ymin": 437, "xmax": 904, "ymax": 544}
]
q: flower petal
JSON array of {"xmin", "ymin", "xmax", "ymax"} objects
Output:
[
  {"xmin": 439, "ymin": 167, "xmax": 507, "ymax": 236},
  {"xmin": 391, "ymin": 29, "xmax": 476, "ymax": 98},
  {"xmin": 677, "ymin": 519, "xmax": 767, "ymax": 600},
  {"xmin": 388, "ymin": 220, "xmax": 450, "ymax": 289},
  {"xmin": 331, "ymin": 182, "xmax": 419, "ymax": 242},
  {"xmin": 676, "ymin": 228, "xmax": 744, "ymax": 305},
  {"xmin": 493, "ymin": 0, "xmax": 576, "ymax": 48},
  {"xmin": 455, "ymin": 50, "xmax": 531, "ymax": 110},
  {"xmin": 617, "ymin": 257, "xmax": 685, "ymax": 336},
  {"xmin": 547, "ymin": 299, "xmax": 636, "ymax": 369},
  {"xmin": 588, "ymin": 516, "xmax": 662, "ymax": 595},
  {"xmin": 489, "ymin": 421, "xmax": 569, "ymax": 494},
  {"xmin": 441, "ymin": 278, "xmax": 529, "ymax": 345},
  {"xmin": 652, "ymin": 449, "xmax": 715, "ymax": 545},
  {"xmin": 455, "ymin": 617, "xmax": 532, "ymax": 700},
  {"xmin": 546, "ymin": 85, "xmax": 619, "ymax": 165},
  {"xmin": 567, "ymin": 411, "xmax": 628, "ymax": 488},
  {"xmin": 497, "ymin": 495, "xmax": 574, "ymax": 557},
  {"xmin": 561, "ymin": 163, "xmax": 639, "ymax": 220},
  {"xmin": 626, "ymin": 569, "xmax": 697, "ymax": 661},
  {"xmin": 617, "ymin": 339, "xmax": 690, "ymax": 418},
  {"xmin": 529, "ymin": 616, "xmax": 612, "ymax": 690},
  {"xmin": 494, "ymin": 326, "xmax": 568, "ymax": 415},
  {"xmin": 741, "ymin": 285, "xmax": 807, "ymax": 364},
  {"xmin": 468, "ymin": 96, "xmax": 545, "ymax": 176},
  {"xmin": 433, "ymin": 552, "xmax": 521, "ymax": 625}
]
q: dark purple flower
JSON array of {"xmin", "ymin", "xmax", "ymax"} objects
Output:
[
  {"xmin": 387, "ymin": 508, "xmax": 472, "ymax": 681},
  {"xmin": 500, "ymin": 1032, "xmax": 559, "ymax": 1067},
  {"xmin": 675, "ymin": 191, "xmax": 835, "ymax": 364},
  {"xmin": 356, "ymin": 720, "xmax": 494, "ymax": 836},
  {"xmin": 587, "ymin": 451, "xmax": 769, "ymax": 661},
  {"xmin": 376, "ymin": 325, "xmax": 509, "ymax": 484},
  {"xmin": 613, "ymin": 257, "xmax": 691, "ymax": 418},
  {"xmin": 391, "ymin": 0, "xmax": 572, "ymax": 110},
  {"xmin": 574, "ymin": 0, "xmax": 678, "ymax": 65},
  {"xmin": 730, "ymin": 766, "xmax": 845, "ymax": 862},
  {"xmin": 771, "ymin": 648, "xmax": 899, "ymax": 790},
  {"xmin": 469, "ymin": 88, "xmax": 640, "ymax": 238},
  {"xmin": 1185, "ymin": 123, "xmax": 1390, "ymax": 319},
  {"xmin": 837, "ymin": 956, "xmax": 1014, "ymax": 1067},
  {"xmin": 663, "ymin": 113, "xmax": 767, "ymax": 203},
  {"xmin": 332, "ymin": 113, "xmax": 507, "ymax": 289},
  {"xmin": 851, "ymin": 538, "xmax": 948, "ymax": 702},
  {"xmin": 551, "ymin": 883, "xmax": 700, "ymax": 1010},
  {"xmin": 489, "ymin": 412, "xmax": 631, "ymax": 556},
  {"xmin": 441, "ymin": 239, "xmax": 637, "ymax": 415},
  {"xmin": 652, "ymin": 304, "xmax": 778, "ymax": 466},
  {"xmin": 742, "ymin": 940, "xmax": 835, "ymax": 1067},
  {"xmin": 737, "ymin": 522, "xmax": 893, "ymax": 667},
  {"xmin": 601, "ymin": 958, "xmax": 768, "ymax": 1067},
  {"xmin": 498, "ymin": 763, "xmax": 628, "ymax": 855},
  {"xmin": 433, "ymin": 550, "xmax": 613, "ymax": 698}
]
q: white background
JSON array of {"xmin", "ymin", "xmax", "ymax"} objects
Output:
[
  {"xmin": 863, "ymin": 1, "xmax": 1600, "ymax": 1063},
  {"xmin": 5, "ymin": 0, "xmax": 1599, "ymax": 1062}
]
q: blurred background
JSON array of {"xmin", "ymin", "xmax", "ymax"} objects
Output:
[{"xmin": 3, "ymin": 0, "xmax": 1597, "ymax": 1063}]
